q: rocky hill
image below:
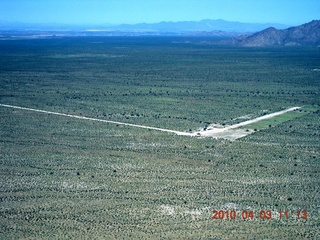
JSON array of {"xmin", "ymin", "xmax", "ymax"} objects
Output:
[{"xmin": 230, "ymin": 20, "xmax": 320, "ymax": 46}]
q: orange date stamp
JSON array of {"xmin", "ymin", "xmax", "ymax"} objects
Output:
[{"xmin": 212, "ymin": 209, "xmax": 308, "ymax": 220}]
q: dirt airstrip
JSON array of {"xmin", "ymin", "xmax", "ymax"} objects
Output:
[{"xmin": 0, "ymin": 104, "xmax": 300, "ymax": 140}]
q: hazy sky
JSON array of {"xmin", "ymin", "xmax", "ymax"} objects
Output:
[{"xmin": 0, "ymin": 0, "xmax": 319, "ymax": 26}]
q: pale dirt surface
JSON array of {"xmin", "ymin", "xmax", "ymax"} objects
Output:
[
  {"xmin": 0, "ymin": 104, "xmax": 300, "ymax": 140},
  {"xmin": 194, "ymin": 106, "xmax": 301, "ymax": 139}
]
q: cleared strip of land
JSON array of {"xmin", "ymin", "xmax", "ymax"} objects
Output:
[
  {"xmin": 0, "ymin": 103, "xmax": 191, "ymax": 136},
  {"xmin": 0, "ymin": 103, "xmax": 301, "ymax": 139},
  {"xmin": 197, "ymin": 107, "xmax": 301, "ymax": 137}
]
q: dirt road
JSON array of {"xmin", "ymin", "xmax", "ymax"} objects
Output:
[
  {"xmin": 0, "ymin": 103, "xmax": 300, "ymax": 139},
  {"xmin": 0, "ymin": 104, "xmax": 191, "ymax": 136},
  {"xmin": 197, "ymin": 107, "xmax": 301, "ymax": 137}
]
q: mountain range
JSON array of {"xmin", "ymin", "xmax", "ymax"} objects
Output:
[
  {"xmin": 0, "ymin": 19, "xmax": 289, "ymax": 33},
  {"xmin": 104, "ymin": 19, "xmax": 290, "ymax": 33},
  {"xmin": 227, "ymin": 20, "xmax": 320, "ymax": 46},
  {"xmin": 1, "ymin": 19, "xmax": 319, "ymax": 47}
]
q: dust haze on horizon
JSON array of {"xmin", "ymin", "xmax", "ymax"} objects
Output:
[{"xmin": 0, "ymin": 0, "xmax": 319, "ymax": 27}]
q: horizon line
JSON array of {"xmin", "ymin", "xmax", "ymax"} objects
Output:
[{"xmin": 0, "ymin": 18, "xmax": 299, "ymax": 27}]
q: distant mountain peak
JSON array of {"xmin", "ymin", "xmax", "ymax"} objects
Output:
[
  {"xmin": 264, "ymin": 27, "xmax": 278, "ymax": 31},
  {"xmin": 228, "ymin": 20, "xmax": 320, "ymax": 46}
]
